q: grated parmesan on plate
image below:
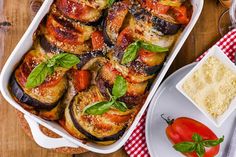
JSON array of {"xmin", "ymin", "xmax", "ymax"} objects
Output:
[{"xmin": 182, "ymin": 56, "xmax": 236, "ymax": 118}]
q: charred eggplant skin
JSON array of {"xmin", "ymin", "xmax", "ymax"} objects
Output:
[
  {"xmin": 102, "ymin": 17, "xmax": 114, "ymax": 47},
  {"xmin": 129, "ymin": 4, "xmax": 181, "ymax": 35},
  {"xmin": 10, "ymin": 74, "xmax": 58, "ymax": 110},
  {"xmin": 151, "ymin": 16, "xmax": 181, "ymax": 35},
  {"xmin": 39, "ymin": 35, "xmax": 64, "ymax": 54},
  {"xmin": 77, "ymin": 51, "xmax": 104, "ymax": 69},
  {"xmin": 69, "ymin": 102, "xmax": 127, "ymax": 142},
  {"xmin": 130, "ymin": 61, "xmax": 163, "ymax": 75}
]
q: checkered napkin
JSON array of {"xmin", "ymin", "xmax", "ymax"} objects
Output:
[{"xmin": 124, "ymin": 29, "xmax": 236, "ymax": 157}]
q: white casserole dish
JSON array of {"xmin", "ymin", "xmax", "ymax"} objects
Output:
[{"xmin": 0, "ymin": 0, "xmax": 203, "ymax": 154}]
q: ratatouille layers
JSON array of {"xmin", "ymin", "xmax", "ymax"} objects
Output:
[{"xmin": 10, "ymin": 0, "xmax": 192, "ymax": 144}]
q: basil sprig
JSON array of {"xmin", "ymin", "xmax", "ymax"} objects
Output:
[
  {"xmin": 83, "ymin": 76, "xmax": 128, "ymax": 115},
  {"xmin": 173, "ymin": 133, "xmax": 224, "ymax": 157},
  {"xmin": 25, "ymin": 53, "xmax": 80, "ymax": 88},
  {"xmin": 121, "ymin": 40, "xmax": 169, "ymax": 64},
  {"xmin": 108, "ymin": 0, "xmax": 116, "ymax": 6}
]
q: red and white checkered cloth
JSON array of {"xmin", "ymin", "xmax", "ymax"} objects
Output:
[{"xmin": 124, "ymin": 29, "xmax": 236, "ymax": 157}]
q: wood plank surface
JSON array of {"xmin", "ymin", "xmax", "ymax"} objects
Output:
[{"xmin": 0, "ymin": 0, "xmax": 227, "ymax": 156}]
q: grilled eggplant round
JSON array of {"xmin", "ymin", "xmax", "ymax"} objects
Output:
[
  {"xmin": 56, "ymin": 0, "xmax": 103, "ymax": 24},
  {"xmin": 10, "ymin": 50, "xmax": 68, "ymax": 120},
  {"xmin": 77, "ymin": 51, "xmax": 105, "ymax": 69},
  {"xmin": 46, "ymin": 13, "xmax": 95, "ymax": 45},
  {"xmin": 129, "ymin": 3, "xmax": 181, "ymax": 36},
  {"xmin": 64, "ymin": 86, "xmax": 135, "ymax": 144},
  {"xmin": 40, "ymin": 24, "xmax": 92, "ymax": 54}
]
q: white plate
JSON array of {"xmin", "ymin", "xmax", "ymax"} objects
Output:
[{"xmin": 146, "ymin": 63, "xmax": 236, "ymax": 157}]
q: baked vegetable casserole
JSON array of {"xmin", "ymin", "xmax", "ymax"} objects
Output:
[{"xmin": 10, "ymin": 0, "xmax": 192, "ymax": 144}]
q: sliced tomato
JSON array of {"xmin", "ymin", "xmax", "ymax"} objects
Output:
[
  {"xmin": 116, "ymin": 27, "xmax": 133, "ymax": 49},
  {"xmin": 71, "ymin": 69, "xmax": 91, "ymax": 92},
  {"xmin": 104, "ymin": 112, "xmax": 131, "ymax": 124},
  {"xmin": 138, "ymin": 49, "xmax": 166, "ymax": 67},
  {"xmin": 91, "ymin": 31, "xmax": 104, "ymax": 51},
  {"xmin": 138, "ymin": 0, "xmax": 170, "ymax": 15},
  {"xmin": 172, "ymin": 6, "xmax": 190, "ymax": 24}
]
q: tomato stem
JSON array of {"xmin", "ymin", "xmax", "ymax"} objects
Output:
[{"xmin": 161, "ymin": 114, "xmax": 174, "ymax": 125}]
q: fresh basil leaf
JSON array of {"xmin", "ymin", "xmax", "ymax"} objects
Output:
[
  {"xmin": 140, "ymin": 41, "xmax": 169, "ymax": 52},
  {"xmin": 112, "ymin": 76, "xmax": 127, "ymax": 98},
  {"xmin": 202, "ymin": 136, "xmax": 224, "ymax": 147},
  {"xmin": 196, "ymin": 143, "xmax": 205, "ymax": 157},
  {"xmin": 192, "ymin": 133, "xmax": 203, "ymax": 142},
  {"xmin": 113, "ymin": 101, "xmax": 128, "ymax": 112},
  {"xmin": 47, "ymin": 59, "xmax": 56, "ymax": 68},
  {"xmin": 173, "ymin": 142, "xmax": 196, "ymax": 153},
  {"xmin": 83, "ymin": 101, "xmax": 114, "ymax": 115},
  {"xmin": 56, "ymin": 53, "xmax": 80, "ymax": 68},
  {"xmin": 121, "ymin": 41, "xmax": 140, "ymax": 64},
  {"xmin": 25, "ymin": 62, "xmax": 50, "ymax": 88},
  {"xmin": 48, "ymin": 66, "xmax": 54, "ymax": 75},
  {"xmin": 108, "ymin": 0, "xmax": 116, "ymax": 6}
]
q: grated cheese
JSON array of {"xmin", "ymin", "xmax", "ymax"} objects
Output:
[{"xmin": 182, "ymin": 56, "xmax": 236, "ymax": 118}]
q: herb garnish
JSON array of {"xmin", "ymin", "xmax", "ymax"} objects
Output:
[
  {"xmin": 173, "ymin": 133, "xmax": 224, "ymax": 157},
  {"xmin": 121, "ymin": 40, "xmax": 169, "ymax": 64},
  {"xmin": 83, "ymin": 75, "xmax": 128, "ymax": 115},
  {"xmin": 25, "ymin": 53, "xmax": 80, "ymax": 88},
  {"xmin": 108, "ymin": 0, "xmax": 116, "ymax": 6}
]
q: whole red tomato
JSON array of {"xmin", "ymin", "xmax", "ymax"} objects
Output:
[{"xmin": 162, "ymin": 115, "xmax": 224, "ymax": 157}]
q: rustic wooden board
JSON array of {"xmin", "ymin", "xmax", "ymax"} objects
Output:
[{"xmin": 0, "ymin": 0, "xmax": 226, "ymax": 156}]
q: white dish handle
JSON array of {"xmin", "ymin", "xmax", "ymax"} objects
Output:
[{"xmin": 24, "ymin": 114, "xmax": 79, "ymax": 149}]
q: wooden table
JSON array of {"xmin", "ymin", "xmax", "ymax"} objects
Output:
[{"xmin": 0, "ymin": 0, "xmax": 227, "ymax": 156}]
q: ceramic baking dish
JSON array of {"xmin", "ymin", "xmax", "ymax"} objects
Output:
[{"xmin": 0, "ymin": 0, "xmax": 203, "ymax": 154}]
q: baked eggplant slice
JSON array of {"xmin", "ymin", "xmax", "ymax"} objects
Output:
[
  {"xmin": 46, "ymin": 14, "xmax": 95, "ymax": 45},
  {"xmin": 151, "ymin": 15, "xmax": 181, "ymax": 35},
  {"xmin": 129, "ymin": 16, "xmax": 178, "ymax": 48},
  {"xmin": 96, "ymin": 73, "xmax": 148, "ymax": 108},
  {"xmin": 129, "ymin": 3, "xmax": 181, "ymax": 35},
  {"xmin": 40, "ymin": 24, "xmax": 92, "ymax": 54},
  {"xmin": 131, "ymin": 49, "xmax": 167, "ymax": 75},
  {"xmin": 10, "ymin": 75, "xmax": 58, "ymax": 110},
  {"xmin": 11, "ymin": 50, "xmax": 68, "ymax": 112},
  {"xmin": 103, "ymin": 2, "xmax": 129, "ymax": 46},
  {"xmin": 64, "ymin": 86, "xmax": 135, "ymax": 144},
  {"xmin": 100, "ymin": 60, "xmax": 153, "ymax": 83},
  {"xmin": 130, "ymin": 61, "xmax": 163, "ymax": 75},
  {"xmin": 77, "ymin": 51, "xmax": 105, "ymax": 69},
  {"xmin": 56, "ymin": 0, "xmax": 102, "ymax": 24},
  {"xmin": 98, "ymin": 62, "xmax": 150, "ymax": 96}
]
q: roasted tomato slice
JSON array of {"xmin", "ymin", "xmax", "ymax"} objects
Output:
[
  {"xmin": 91, "ymin": 31, "xmax": 104, "ymax": 51},
  {"xmin": 116, "ymin": 27, "xmax": 133, "ymax": 49},
  {"xmin": 70, "ymin": 69, "xmax": 91, "ymax": 92},
  {"xmin": 56, "ymin": 0, "xmax": 102, "ymax": 23},
  {"xmin": 138, "ymin": 49, "xmax": 167, "ymax": 67},
  {"xmin": 172, "ymin": 6, "xmax": 190, "ymax": 24},
  {"xmin": 79, "ymin": 0, "xmax": 108, "ymax": 10},
  {"xmin": 137, "ymin": 0, "xmax": 170, "ymax": 15},
  {"xmin": 46, "ymin": 14, "xmax": 94, "ymax": 45}
]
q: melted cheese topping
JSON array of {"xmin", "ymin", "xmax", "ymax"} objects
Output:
[{"xmin": 183, "ymin": 56, "xmax": 236, "ymax": 118}]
